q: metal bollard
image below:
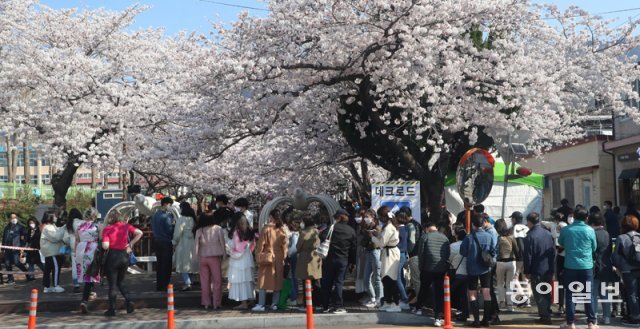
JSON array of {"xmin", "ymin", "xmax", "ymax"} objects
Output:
[
  {"xmin": 443, "ymin": 276, "xmax": 453, "ymax": 329},
  {"xmin": 167, "ymin": 284, "xmax": 175, "ymax": 329},
  {"xmin": 305, "ymin": 280, "xmax": 314, "ymax": 329},
  {"xmin": 28, "ymin": 289, "xmax": 38, "ymax": 329}
]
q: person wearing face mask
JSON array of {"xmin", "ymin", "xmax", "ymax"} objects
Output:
[
  {"xmin": 295, "ymin": 214, "xmax": 322, "ymax": 295},
  {"xmin": 40, "ymin": 212, "xmax": 66, "ymax": 292},
  {"xmin": 233, "ymin": 198, "xmax": 254, "ymax": 229},
  {"xmin": 2, "ymin": 212, "xmax": 28, "ymax": 284},
  {"xmin": 25, "ymin": 217, "xmax": 44, "ymax": 281},
  {"xmin": 354, "ymin": 210, "xmax": 369, "ymax": 304},
  {"xmin": 360, "ymin": 210, "xmax": 382, "ymax": 308},
  {"xmin": 151, "ymin": 197, "xmax": 176, "ymax": 291}
]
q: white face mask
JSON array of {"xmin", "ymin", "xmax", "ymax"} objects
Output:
[
  {"xmin": 364, "ymin": 217, "xmax": 373, "ymax": 225},
  {"xmin": 568, "ymin": 216, "xmax": 574, "ymax": 224},
  {"xmin": 355, "ymin": 217, "xmax": 362, "ymax": 224},
  {"xmin": 29, "ymin": 223, "xmax": 36, "ymax": 229},
  {"xmin": 234, "ymin": 207, "xmax": 241, "ymax": 212},
  {"xmin": 300, "ymin": 223, "xmax": 305, "ymax": 230},
  {"xmin": 10, "ymin": 218, "xmax": 18, "ymax": 225}
]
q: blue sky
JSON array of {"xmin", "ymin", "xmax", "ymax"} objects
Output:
[{"xmin": 39, "ymin": 0, "xmax": 640, "ymax": 36}]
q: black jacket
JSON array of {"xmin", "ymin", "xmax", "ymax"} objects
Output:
[
  {"xmin": 523, "ymin": 224, "xmax": 555, "ymax": 276},
  {"xmin": 2, "ymin": 223, "xmax": 26, "ymax": 247},
  {"xmin": 325, "ymin": 222, "xmax": 357, "ymax": 264}
]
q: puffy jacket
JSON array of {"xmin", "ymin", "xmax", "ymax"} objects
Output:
[
  {"xmin": 40, "ymin": 224, "xmax": 65, "ymax": 258},
  {"xmin": 417, "ymin": 230, "xmax": 450, "ymax": 273},
  {"xmin": 460, "ymin": 228, "xmax": 496, "ymax": 276}
]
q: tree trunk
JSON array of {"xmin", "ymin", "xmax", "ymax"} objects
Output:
[
  {"xmin": 52, "ymin": 158, "xmax": 81, "ymax": 207},
  {"xmin": 23, "ymin": 141, "xmax": 30, "ymax": 185},
  {"xmin": 420, "ymin": 172, "xmax": 446, "ymax": 225}
]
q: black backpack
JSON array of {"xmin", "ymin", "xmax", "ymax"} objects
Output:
[{"xmin": 625, "ymin": 233, "xmax": 640, "ymax": 266}]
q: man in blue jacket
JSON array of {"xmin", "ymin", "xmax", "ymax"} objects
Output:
[
  {"xmin": 2, "ymin": 212, "xmax": 27, "ymax": 284},
  {"xmin": 523, "ymin": 212, "xmax": 555, "ymax": 325},
  {"xmin": 461, "ymin": 213, "xmax": 496, "ymax": 327},
  {"xmin": 558, "ymin": 208, "xmax": 597, "ymax": 329},
  {"xmin": 151, "ymin": 197, "xmax": 175, "ymax": 291}
]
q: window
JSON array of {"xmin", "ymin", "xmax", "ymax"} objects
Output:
[
  {"xmin": 16, "ymin": 152, "xmax": 24, "ymax": 167},
  {"xmin": 0, "ymin": 154, "xmax": 7, "ymax": 167},
  {"xmin": 552, "ymin": 178, "xmax": 561, "ymax": 207},
  {"xmin": 564, "ymin": 179, "xmax": 575, "ymax": 206},
  {"xmin": 582, "ymin": 179, "xmax": 591, "ymax": 208},
  {"xmin": 16, "ymin": 175, "xmax": 25, "ymax": 184},
  {"xmin": 107, "ymin": 172, "xmax": 120, "ymax": 178},
  {"xmin": 76, "ymin": 173, "xmax": 92, "ymax": 179},
  {"xmin": 40, "ymin": 156, "xmax": 50, "ymax": 166},
  {"xmin": 41, "ymin": 174, "xmax": 50, "ymax": 185},
  {"xmin": 30, "ymin": 175, "xmax": 38, "ymax": 185},
  {"xmin": 29, "ymin": 153, "xmax": 38, "ymax": 167},
  {"xmin": 0, "ymin": 175, "xmax": 7, "ymax": 183}
]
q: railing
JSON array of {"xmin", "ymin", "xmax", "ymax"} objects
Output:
[{"xmin": 0, "ymin": 182, "xmax": 95, "ymax": 200}]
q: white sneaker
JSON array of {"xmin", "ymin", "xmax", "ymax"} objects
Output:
[
  {"xmin": 51, "ymin": 286, "xmax": 65, "ymax": 293},
  {"xmin": 399, "ymin": 301, "xmax": 410, "ymax": 310},
  {"xmin": 252, "ymin": 305, "xmax": 265, "ymax": 312},
  {"xmin": 385, "ymin": 304, "xmax": 402, "ymax": 313},
  {"xmin": 379, "ymin": 303, "xmax": 391, "ymax": 311},
  {"xmin": 270, "ymin": 305, "xmax": 278, "ymax": 311},
  {"xmin": 414, "ymin": 309, "xmax": 423, "ymax": 316},
  {"xmin": 434, "ymin": 319, "xmax": 444, "ymax": 327},
  {"xmin": 364, "ymin": 301, "xmax": 377, "ymax": 308},
  {"xmin": 43, "ymin": 287, "xmax": 52, "ymax": 293}
]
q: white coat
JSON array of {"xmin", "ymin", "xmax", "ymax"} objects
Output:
[{"xmin": 372, "ymin": 223, "xmax": 400, "ymax": 280}]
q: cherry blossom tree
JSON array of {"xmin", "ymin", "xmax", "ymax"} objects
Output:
[
  {"xmin": 0, "ymin": 1, "xmax": 207, "ymax": 206},
  {"xmin": 200, "ymin": 0, "xmax": 640, "ymax": 218}
]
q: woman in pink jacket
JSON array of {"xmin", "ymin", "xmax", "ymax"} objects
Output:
[{"xmin": 194, "ymin": 212, "xmax": 226, "ymax": 310}]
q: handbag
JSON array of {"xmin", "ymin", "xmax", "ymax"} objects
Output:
[
  {"xmin": 315, "ymin": 225, "xmax": 334, "ymax": 259},
  {"xmin": 256, "ymin": 228, "xmax": 275, "ymax": 266},
  {"xmin": 472, "ymin": 231, "xmax": 496, "ymax": 268}
]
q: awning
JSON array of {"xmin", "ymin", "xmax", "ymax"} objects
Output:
[{"xmin": 619, "ymin": 168, "xmax": 640, "ymax": 180}]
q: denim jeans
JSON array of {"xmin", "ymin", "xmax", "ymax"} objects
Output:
[
  {"xmin": 622, "ymin": 272, "xmax": 640, "ymax": 321},
  {"xmin": 564, "ymin": 268, "xmax": 596, "ymax": 324},
  {"xmin": 321, "ymin": 257, "xmax": 348, "ymax": 309},
  {"xmin": 289, "ymin": 254, "xmax": 298, "ymax": 302},
  {"xmin": 3, "ymin": 250, "xmax": 28, "ymax": 282},
  {"xmin": 592, "ymin": 279, "xmax": 612, "ymax": 321},
  {"xmin": 181, "ymin": 272, "xmax": 192, "ymax": 285},
  {"xmin": 396, "ymin": 252, "xmax": 409, "ymax": 303},
  {"xmin": 363, "ymin": 249, "xmax": 382, "ymax": 302}
]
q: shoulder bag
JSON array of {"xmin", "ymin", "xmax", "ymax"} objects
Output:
[{"xmin": 315, "ymin": 224, "xmax": 335, "ymax": 259}]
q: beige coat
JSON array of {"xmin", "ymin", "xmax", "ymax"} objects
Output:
[
  {"xmin": 256, "ymin": 224, "xmax": 288, "ymax": 291},
  {"xmin": 295, "ymin": 227, "xmax": 322, "ymax": 280},
  {"xmin": 172, "ymin": 216, "xmax": 199, "ymax": 273},
  {"xmin": 372, "ymin": 223, "xmax": 400, "ymax": 280}
]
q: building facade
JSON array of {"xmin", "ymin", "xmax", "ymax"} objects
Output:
[{"xmin": 523, "ymin": 136, "xmax": 616, "ymax": 215}]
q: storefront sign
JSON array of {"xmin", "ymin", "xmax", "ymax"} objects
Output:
[{"xmin": 372, "ymin": 181, "xmax": 421, "ymax": 223}]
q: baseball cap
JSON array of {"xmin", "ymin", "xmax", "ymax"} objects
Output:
[{"xmin": 509, "ymin": 211, "xmax": 523, "ymax": 220}]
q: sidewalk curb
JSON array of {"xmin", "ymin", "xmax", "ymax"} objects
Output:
[{"xmin": 0, "ymin": 312, "xmax": 430, "ymax": 329}]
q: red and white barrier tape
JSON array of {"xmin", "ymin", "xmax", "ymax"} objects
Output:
[{"xmin": 0, "ymin": 245, "xmax": 39, "ymax": 251}]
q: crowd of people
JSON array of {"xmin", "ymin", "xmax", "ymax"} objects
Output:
[{"xmin": 2, "ymin": 195, "xmax": 640, "ymax": 329}]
